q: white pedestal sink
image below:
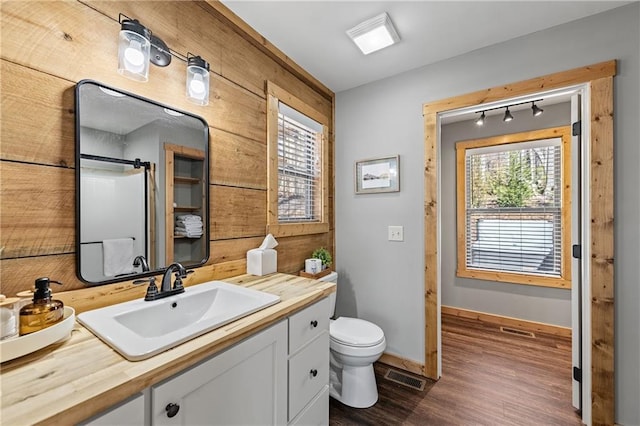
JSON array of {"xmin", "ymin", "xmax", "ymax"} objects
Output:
[{"xmin": 77, "ymin": 281, "xmax": 280, "ymax": 361}]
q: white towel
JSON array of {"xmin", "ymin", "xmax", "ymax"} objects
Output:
[
  {"xmin": 103, "ymin": 238, "xmax": 134, "ymax": 277},
  {"xmin": 176, "ymin": 214, "xmax": 202, "ymax": 222}
]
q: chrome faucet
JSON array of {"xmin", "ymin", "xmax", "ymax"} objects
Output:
[{"xmin": 133, "ymin": 255, "xmax": 150, "ymax": 272}]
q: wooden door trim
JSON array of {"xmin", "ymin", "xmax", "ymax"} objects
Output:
[{"xmin": 422, "ymin": 60, "xmax": 616, "ymax": 425}]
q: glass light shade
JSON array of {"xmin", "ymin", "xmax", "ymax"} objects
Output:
[
  {"xmin": 118, "ymin": 28, "xmax": 150, "ymax": 82},
  {"xmin": 186, "ymin": 57, "xmax": 210, "ymax": 106}
]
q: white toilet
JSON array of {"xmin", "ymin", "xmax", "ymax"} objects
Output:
[{"xmin": 319, "ymin": 272, "xmax": 386, "ymax": 408}]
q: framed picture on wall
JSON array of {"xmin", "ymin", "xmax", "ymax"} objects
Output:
[{"xmin": 355, "ymin": 155, "xmax": 400, "ymax": 194}]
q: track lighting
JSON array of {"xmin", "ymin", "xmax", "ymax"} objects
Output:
[
  {"xmin": 503, "ymin": 107, "xmax": 514, "ymax": 122},
  {"xmin": 116, "ymin": 14, "xmax": 210, "ymax": 106},
  {"xmin": 474, "ymin": 99, "xmax": 543, "ymax": 127},
  {"xmin": 531, "ymin": 102, "xmax": 544, "ymax": 117}
]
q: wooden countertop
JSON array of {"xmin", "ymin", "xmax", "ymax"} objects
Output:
[{"xmin": 0, "ymin": 273, "xmax": 335, "ymax": 425}]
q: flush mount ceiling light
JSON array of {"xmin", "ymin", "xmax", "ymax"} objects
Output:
[
  {"xmin": 116, "ymin": 13, "xmax": 210, "ymax": 106},
  {"xmin": 347, "ymin": 12, "xmax": 400, "ymax": 55}
]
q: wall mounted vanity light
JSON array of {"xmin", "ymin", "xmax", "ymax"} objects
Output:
[
  {"xmin": 117, "ymin": 14, "xmax": 210, "ymax": 106},
  {"xmin": 475, "ymin": 99, "xmax": 544, "ymax": 126},
  {"xmin": 186, "ymin": 54, "xmax": 210, "ymax": 106},
  {"xmin": 118, "ymin": 18, "xmax": 151, "ymax": 81}
]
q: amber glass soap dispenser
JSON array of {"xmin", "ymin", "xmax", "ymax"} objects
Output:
[{"xmin": 19, "ymin": 277, "xmax": 64, "ymax": 336}]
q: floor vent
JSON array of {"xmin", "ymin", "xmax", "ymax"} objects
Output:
[
  {"xmin": 500, "ymin": 326, "xmax": 536, "ymax": 338},
  {"xmin": 384, "ymin": 369, "xmax": 426, "ymax": 391}
]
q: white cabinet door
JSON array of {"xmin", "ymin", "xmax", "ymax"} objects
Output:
[
  {"xmin": 80, "ymin": 393, "xmax": 146, "ymax": 426},
  {"xmin": 151, "ymin": 321, "xmax": 287, "ymax": 426}
]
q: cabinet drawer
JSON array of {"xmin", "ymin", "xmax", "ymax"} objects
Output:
[
  {"xmin": 288, "ymin": 298, "xmax": 329, "ymax": 354},
  {"xmin": 289, "ymin": 385, "xmax": 328, "ymax": 426},
  {"xmin": 288, "ymin": 331, "xmax": 329, "ymax": 421}
]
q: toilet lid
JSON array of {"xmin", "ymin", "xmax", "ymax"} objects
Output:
[{"xmin": 330, "ymin": 317, "xmax": 384, "ymax": 347}]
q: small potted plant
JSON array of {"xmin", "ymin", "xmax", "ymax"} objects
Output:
[{"xmin": 311, "ymin": 247, "xmax": 332, "ymax": 271}]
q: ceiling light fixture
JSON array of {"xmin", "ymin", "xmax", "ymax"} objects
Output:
[
  {"xmin": 531, "ymin": 102, "xmax": 544, "ymax": 117},
  {"xmin": 473, "ymin": 99, "xmax": 544, "ymax": 127},
  {"xmin": 347, "ymin": 12, "xmax": 400, "ymax": 55},
  {"xmin": 116, "ymin": 13, "xmax": 210, "ymax": 106},
  {"xmin": 503, "ymin": 107, "xmax": 514, "ymax": 122}
]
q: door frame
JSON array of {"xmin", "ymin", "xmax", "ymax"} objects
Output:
[{"xmin": 422, "ymin": 60, "xmax": 615, "ymax": 425}]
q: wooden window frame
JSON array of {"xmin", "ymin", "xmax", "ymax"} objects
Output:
[
  {"xmin": 266, "ymin": 81, "xmax": 330, "ymax": 237},
  {"xmin": 455, "ymin": 127, "xmax": 572, "ymax": 289}
]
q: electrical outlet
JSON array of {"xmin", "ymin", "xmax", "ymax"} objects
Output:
[{"xmin": 388, "ymin": 225, "xmax": 404, "ymax": 242}]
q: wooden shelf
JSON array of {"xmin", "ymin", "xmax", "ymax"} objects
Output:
[
  {"xmin": 174, "ymin": 206, "xmax": 201, "ymax": 212},
  {"xmin": 174, "ymin": 176, "xmax": 201, "ymax": 184},
  {"xmin": 299, "ymin": 269, "xmax": 332, "ymax": 279},
  {"xmin": 174, "ymin": 235, "xmax": 202, "ymax": 239}
]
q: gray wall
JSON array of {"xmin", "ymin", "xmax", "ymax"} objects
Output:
[
  {"xmin": 334, "ymin": 4, "xmax": 639, "ymax": 424},
  {"xmin": 441, "ymin": 102, "xmax": 573, "ymax": 327}
]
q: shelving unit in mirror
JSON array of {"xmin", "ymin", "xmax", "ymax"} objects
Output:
[{"xmin": 165, "ymin": 143, "xmax": 206, "ymax": 265}]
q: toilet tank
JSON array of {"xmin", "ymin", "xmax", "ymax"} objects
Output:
[{"xmin": 318, "ymin": 271, "xmax": 338, "ymax": 318}]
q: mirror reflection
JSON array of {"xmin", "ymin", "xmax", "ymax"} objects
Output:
[{"xmin": 76, "ymin": 80, "xmax": 209, "ymax": 285}]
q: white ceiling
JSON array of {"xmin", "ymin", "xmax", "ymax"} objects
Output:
[{"xmin": 221, "ymin": 1, "xmax": 630, "ymax": 93}]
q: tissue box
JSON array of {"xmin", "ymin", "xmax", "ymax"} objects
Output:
[{"xmin": 247, "ymin": 248, "xmax": 277, "ymax": 276}]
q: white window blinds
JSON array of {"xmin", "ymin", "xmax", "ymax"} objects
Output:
[
  {"xmin": 464, "ymin": 138, "xmax": 563, "ymax": 277},
  {"xmin": 277, "ymin": 102, "xmax": 323, "ymax": 222}
]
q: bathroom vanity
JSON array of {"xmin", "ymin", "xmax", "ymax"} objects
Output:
[{"xmin": 0, "ymin": 273, "xmax": 335, "ymax": 425}]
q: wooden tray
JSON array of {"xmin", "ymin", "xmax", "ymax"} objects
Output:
[{"xmin": 299, "ymin": 268, "xmax": 332, "ymax": 279}]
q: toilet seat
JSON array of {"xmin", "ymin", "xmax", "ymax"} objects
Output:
[{"xmin": 330, "ymin": 317, "xmax": 385, "ymax": 347}]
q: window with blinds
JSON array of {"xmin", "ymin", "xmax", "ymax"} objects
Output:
[
  {"xmin": 456, "ymin": 127, "xmax": 572, "ymax": 288},
  {"xmin": 277, "ymin": 102, "xmax": 322, "ymax": 222}
]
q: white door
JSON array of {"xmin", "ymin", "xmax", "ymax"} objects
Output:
[{"xmin": 570, "ymin": 93, "xmax": 582, "ymax": 412}]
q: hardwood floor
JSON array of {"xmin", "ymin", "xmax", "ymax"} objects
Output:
[{"xmin": 329, "ymin": 314, "xmax": 582, "ymax": 425}]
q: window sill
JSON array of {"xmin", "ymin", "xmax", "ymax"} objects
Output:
[
  {"xmin": 456, "ymin": 268, "xmax": 571, "ymax": 289},
  {"xmin": 267, "ymin": 222, "xmax": 329, "ymax": 238}
]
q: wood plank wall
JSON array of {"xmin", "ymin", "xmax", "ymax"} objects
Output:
[{"xmin": 0, "ymin": 1, "xmax": 335, "ymax": 307}]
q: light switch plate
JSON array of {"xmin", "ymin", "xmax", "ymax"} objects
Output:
[{"xmin": 388, "ymin": 225, "xmax": 404, "ymax": 241}]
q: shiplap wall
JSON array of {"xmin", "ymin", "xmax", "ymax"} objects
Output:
[{"xmin": 0, "ymin": 1, "xmax": 334, "ymax": 308}]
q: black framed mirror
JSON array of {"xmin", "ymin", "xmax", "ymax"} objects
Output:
[{"xmin": 75, "ymin": 80, "xmax": 210, "ymax": 285}]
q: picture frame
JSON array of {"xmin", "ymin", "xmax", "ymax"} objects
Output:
[{"xmin": 355, "ymin": 155, "xmax": 400, "ymax": 194}]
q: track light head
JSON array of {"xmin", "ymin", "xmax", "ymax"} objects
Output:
[
  {"xmin": 475, "ymin": 111, "xmax": 486, "ymax": 126},
  {"xmin": 503, "ymin": 107, "xmax": 514, "ymax": 122},
  {"xmin": 531, "ymin": 102, "xmax": 544, "ymax": 117}
]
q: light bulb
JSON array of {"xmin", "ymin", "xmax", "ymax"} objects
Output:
[
  {"xmin": 124, "ymin": 40, "xmax": 145, "ymax": 72},
  {"xmin": 189, "ymin": 74, "xmax": 206, "ymax": 98}
]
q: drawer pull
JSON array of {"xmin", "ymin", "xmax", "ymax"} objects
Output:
[
  {"xmin": 166, "ymin": 403, "xmax": 180, "ymax": 418},
  {"xmin": 310, "ymin": 320, "xmax": 318, "ymax": 328},
  {"xmin": 310, "ymin": 369, "xmax": 318, "ymax": 378}
]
